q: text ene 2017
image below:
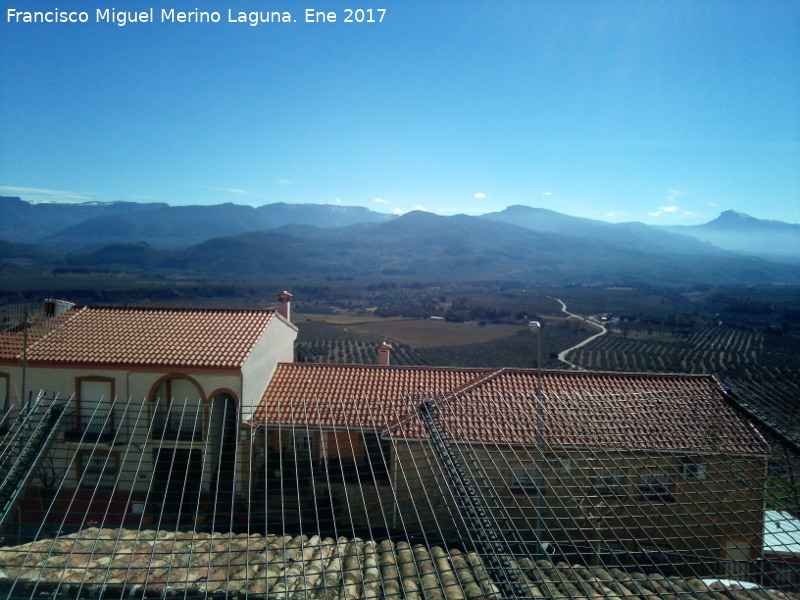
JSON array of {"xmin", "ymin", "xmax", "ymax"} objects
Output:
[{"xmin": 305, "ymin": 9, "xmax": 386, "ymax": 23}]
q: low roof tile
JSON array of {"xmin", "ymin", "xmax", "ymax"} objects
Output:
[{"xmin": 3, "ymin": 528, "xmax": 793, "ymax": 600}]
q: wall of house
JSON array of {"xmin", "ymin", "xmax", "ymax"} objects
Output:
[
  {"xmin": 387, "ymin": 442, "xmax": 767, "ymax": 576},
  {"xmin": 0, "ymin": 365, "xmax": 21, "ymax": 406},
  {"xmin": 0, "ymin": 364, "xmax": 249, "ymax": 530},
  {"xmin": 763, "ymin": 554, "xmax": 800, "ymax": 591},
  {"xmin": 240, "ymin": 318, "xmax": 297, "ymax": 421},
  {"xmin": 0, "ymin": 365, "xmax": 241, "ymax": 409}
]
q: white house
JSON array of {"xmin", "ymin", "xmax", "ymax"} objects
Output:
[{"xmin": 0, "ymin": 293, "xmax": 296, "ymax": 530}]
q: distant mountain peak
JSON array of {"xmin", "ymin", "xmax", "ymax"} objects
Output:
[
  {"xmin": 658, "ymin": 209, "xmax": 799, "ymax": 258},
  {"xmin": 705, "ymin": 210, "xmax": 796, "ymax": 231},
  {"xmin": 714, "ymin": 210, "xmax": 757, "ymax": 223}
]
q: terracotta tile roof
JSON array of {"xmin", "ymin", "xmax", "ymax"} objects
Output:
[
  {"xmin": 3, "ymin": 528, "xmax": 793, "ymax": 600},
  {"xmin": 254, "ymin": 364, "xmax": 768, "ymax": 455},
  {"xmin": 0, "ymin": 306, "xmax": 282, "ymax": 369},
  {"xmin": 252, "ymin": 363, "xmax": 492, "ymax": 429}
]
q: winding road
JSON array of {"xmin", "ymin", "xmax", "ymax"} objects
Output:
[{"xmin": 551, "ymin": 297, "xmax": 608, "ymax": 370}]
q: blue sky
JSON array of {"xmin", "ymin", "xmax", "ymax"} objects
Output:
[{"xmin": 1, "ymin": 1, "xmax": 798, "ymax": 225}]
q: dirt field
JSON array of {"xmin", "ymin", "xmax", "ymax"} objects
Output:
[{"xmin": 297, "ymin": 313, "xmax": 529, "ymax": 348}]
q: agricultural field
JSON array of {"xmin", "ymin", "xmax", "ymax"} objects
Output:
[
  {"xmin": 296, "ymin": 312, "xmax": 534, "ymax": 348},
  {"xmin": 566, "ymin": 324, "xmax": 800, "ymax": 385},
  {"xmin": 292, "ymin": 282, "xmax": 800, "ymax": 386},
  {"xmin": 5, "ymin": 276, "xmax": 798, "ymax": 382},
  {"xmin": 294, "ymin": 314, "xmax": 598, "ymax": 369}
]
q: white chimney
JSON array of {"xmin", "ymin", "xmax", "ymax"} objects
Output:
[
  {"xmin": 376, "ymin": 342, "xmax": 393, "ymax": 366},
  {"xmin": 276, "ymin": 291, "xmax": 293, "ymax": 321},
  {"xmin": 43, "ymin": 299, "xmax": 75, "ymax": 317}
]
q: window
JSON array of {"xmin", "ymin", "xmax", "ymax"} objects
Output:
[
  {"xmin": 593, "ymin": 468, "xmax": 625, "ymax": 497},
  {"xmin": 152, "ymin": 448, "xmax": 203, "ymax": 515},
  {"xmin": 681, "ymin": 459, "xmax": 707, "ymax": 480},
  {"xmin": 69, "ymin": 378, "xmax": 115, "ymax": 442},
  {"xmin": 771, "ymin": 560, "xmax": 800, "ymax": 587},
  {"xmin": 152, "ymin": 377, "xmax": 204, "ymax": 441},
  {"xmin": 721, "ymin": 542, "xmax": 751, "ymax": 580},
  {"xmin": 511, "ymin": 464, "xmax": 541, "ymax": 494},
  {"xmin": 77, "ymin": 451, "xmax": 118, "ymax": 489},
  {"xmin": 284, "ymin": 430, "xmax": 314, "ymax": 458},
  {"xmin": 638, "ymin": 471, "xmax": 675, "ymax": 502},
  {"xmin": 363, "ymin": 432, "xmax": 391, "ymax": 484},
  {"xmin": 0, "ymin": 373, "xmax": 8, "ymax": 409},
  {"xmin": 0, "ymin": 374, "xmax": 9, "ymax": 433}
]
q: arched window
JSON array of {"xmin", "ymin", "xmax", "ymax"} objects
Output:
[{"xmin": 151, "ymin": 376, "xmax": 205, "ymax": 441}]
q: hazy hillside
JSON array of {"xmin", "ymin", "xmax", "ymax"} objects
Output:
[
  {"xmin": 44, "ymin": 204, "xmax": 270, "ymax": 250},
  {"xmin": 64, "ymin": 210, "xmax": 800, "ymax": 286},
  {"xmin": 255, "ymin": 202, "xmax": 393, "ymax": 228},
  {"xmin": 3, "ymin": 198, "xmax": 395, "ymax": 252},
  {"xmin": 5, "ymin": 196, "xmax": 797, "ymax": 263},
  {"xmin": 481, "ymin": 205, "xmax": 725, "ymax": 256},
  {"xmin": 0, "ymin": 240, "xmax": 62, "ymax": 273},
  {"xmin": 0, "ymin": 196, "xmax": 167, "ymax": 244},
  {"xmin": 661, "ymin": 210, "xmax": 800, "ymax": 259},
  {"xmin": 3, "ymin": 197, "xmax": 799, "ymax": 287}
]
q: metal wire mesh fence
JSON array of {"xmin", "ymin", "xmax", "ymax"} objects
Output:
[{"xmin": 0, "ymin": 376, "xmax": 798, "ymax": 599}]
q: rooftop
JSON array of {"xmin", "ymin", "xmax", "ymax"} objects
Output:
[
  {"xmin": 255, "ymin": 364, "xmax": 768, "ymax": 454},
  {"xmin": 2, "ymin": 528, "xmax": 794, "ymax": 600},
  {"xmin": 0, "ymin": 305, "xmax": 286, "ymax": 370},
  {"xmin": 765, "ymin": 511, "xmax": 800, "ymax": 556}
]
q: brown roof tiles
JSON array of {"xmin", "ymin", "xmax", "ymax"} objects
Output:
[
  {"xmin": 254, "ymin": 364, "xmax": 768, "ymax": 455},
  {"xmin": 253, "ymin": 363, "xmax": 492, "ymax": 429},
  {"xmin": 2, "ymin": 528, "xmax": 794, "ymax": 600},
  {"xmin": 0, "ymin": 306, "xmax": 281, "ymax": 370}
]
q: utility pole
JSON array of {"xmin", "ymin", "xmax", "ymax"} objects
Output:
[
  {"xmin": 529, "ymin": 321, "xmax": 545, "ymax": 557},
  {"xmin": 21, "ymin": 304, "xmax": 29, "ymax": 413}
]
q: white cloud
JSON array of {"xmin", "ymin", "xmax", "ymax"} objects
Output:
[
  {"xmin": 0, "ymin": 185, "xmax": 98, "ymax": 203},
  {"xmin": 373, "ymin": 197, "xmax": 388, "ymax": 204},
  {"xmin": 392, "ymin": 205, "xmax": 428, "ymax": 215},
  {"xmin": 542, "ymin": 191, "xmax": 553, "ymax": 196},
  {"xmin": 667, "ymin": 189, "xmax": 683, "ymax": 201},
  {"xmin": 474, "ymin": 192, "xmax": 486, "ymax": 199},
  {"xmin": 205, "ymin": 186, "xmax": 280, "ymax": 203},
  {"xmin": 649, "ymin": 189, "xmax": 695, "ymax": 218},
  {"xmin": 649, "ymin": 205, "xmax": 695, "ymax": 219},
  {"xmin": 207, "ymin": 186, "xmax": 253, "ymax": 196},
  {"xmin": 649, "ymin": 207, "xmax": 678, "ymax": 218},
  {"xmin": 276, "ymin": 179, "xmax": 292, "ymax": 186}
]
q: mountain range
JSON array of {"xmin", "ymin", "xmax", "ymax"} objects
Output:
[
  {"xmin": 0, "ymin": 196, "xmax": 392, "ymax": 250},
  {"xmin": 1, "ymin": 196, "xmax": 798, "ymax": 287}
]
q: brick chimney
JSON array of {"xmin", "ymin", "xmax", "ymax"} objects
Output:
[
  {"xmin": 276, "ymin": 291, "xmax": 293, "ymax": 321},
  {"xmin": 376, "ymin": 342, "xmax": 393, "ymax": 366}
]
